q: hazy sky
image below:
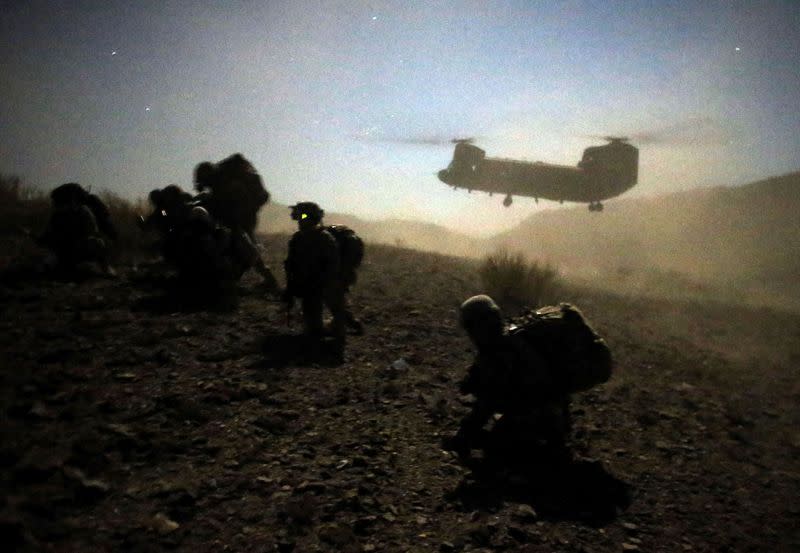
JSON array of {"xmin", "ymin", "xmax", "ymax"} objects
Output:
[{"xmin": 2, "ymin": 0, "xmax": 798, "ymax": 234}]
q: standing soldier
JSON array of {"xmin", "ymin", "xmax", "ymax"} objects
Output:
[
  {"xmin": 193, "ymin": 154, "xmax": 278, "ymax": 290},
  {"xmin": 282, "ymin": 202, "xmax": 348, "ymax": 350}
]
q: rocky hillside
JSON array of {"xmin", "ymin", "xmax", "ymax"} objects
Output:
[
  {"xmin": 1, "ymin": 237, "xmax": 799, "ymax": 552},
  {"xmin": 489, "ymin": 171, "xmax": 800, "ymax": 309}
]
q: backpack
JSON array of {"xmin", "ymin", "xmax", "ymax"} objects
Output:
[
  {"xmin": 216, "ymin": 154, "xmax": 270, "ymax": 209},
  {"xmin": 508, "ymin": 303, "xmax": 612, "ymax": 394},
  {"xmin": 326, "ymin": 225, "xmax": 364, "ymax": 279}
]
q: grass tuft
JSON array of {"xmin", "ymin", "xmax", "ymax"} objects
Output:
[{"xmin": 478, "ymin": 248, "xmax": 561, "ymax": 311}]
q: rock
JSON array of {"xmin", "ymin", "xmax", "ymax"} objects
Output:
[
  {"xmin": 507, "ymin": 523, "xmax": 532, "ymax": 543},
  {"xmin": 284, "ymin": 495, "xmax": 316, "ymax": 524},
  {"xmin": 512, "ymin": 504, "xmax": 538, "ymax": 522},
  {"xmin": 467, "ymin": 523, "xmax": 492, "ymax": 546},
  {"xmin": 150, "ymin": 513, "xmax": 180, "ymax": 535},
  {"xmin": 384, "ymin": 358, "xmax": 410, "ymax": 378},
  {"xmin": 354, "ymin": 515, "xmax": 378, "ymax": 535},
  {"xmin": 318, "ymin": 523, "xmax": 357, "ymax": 546},
  {"xmin": 63, "ymin": 466, "xmax": 110, "ymax": 501},
  {"xmin": 28, "ymin": 401, "xmax": 55, "ymax": 419},
  {"xmin": 622, "ymin": 522, "xmax": 639, "ymax": 531}
]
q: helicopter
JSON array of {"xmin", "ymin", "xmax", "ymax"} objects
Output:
[{"xmin": 436, "ymin": 136, "xmax": 638, "ymax": 211}]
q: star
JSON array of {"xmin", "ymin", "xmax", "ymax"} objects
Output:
[
  {"xmin": 111, "ymin": 50, "xmax": 117, "ymax": 56},
  {"xmin": 145, "ymin": 106, "xmax": 151, "ymax": 112},
  {"xmin": 735, "ymin": 47, "xmax": 740, "ymax": 51}
]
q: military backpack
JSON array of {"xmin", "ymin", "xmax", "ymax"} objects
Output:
[
  {"xmin": 508, "ymin": 303, "xmax": 612, "ymax": 394},
  {"xmin": 326, "ymin": 225, "xmax": 364, "ymax": 278},
  {"xmin": 216, "ymin": 153, "xmax": 270, "ymax": 209}
]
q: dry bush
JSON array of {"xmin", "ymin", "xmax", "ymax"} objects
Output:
[
  {"xmin": 0, "ymin": 174, "xmax": 49, "ymax": 233},
  {"xmin": 0, "ymin": 175, "xmax": 153, "ymax": 263},
  {"xmin": 479, "ymin": 248, "xmax": 561, "ymax": 310},
  {"xmin": 96, "ymin": 190, "xmax": 151, "ymax": 259}
]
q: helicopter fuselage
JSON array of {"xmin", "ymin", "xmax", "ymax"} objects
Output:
[{"xmin": 437, "ymin": 140, "xmax": 638, "ymax": 206}]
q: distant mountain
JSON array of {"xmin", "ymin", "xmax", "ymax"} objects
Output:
[
  {"xmin": 490, "ymin": 171, "xmax": 800, "ymax": 308},
  {"xmin": 257, "ymin": 203, "xmax": 482, "ymax": 258}
]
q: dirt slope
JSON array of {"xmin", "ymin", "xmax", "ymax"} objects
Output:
[
  {"xmin": 1, "ymin": 238, "xmax": 799, "ymax": 552},
  {"xmin": 491, "ymin": 171, "xmax": 800, "ymax": 310}
]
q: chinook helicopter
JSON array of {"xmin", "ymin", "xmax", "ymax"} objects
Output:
[{"xmin": 437, "ymin": 137, "xmax": 638, "ymax": 211}]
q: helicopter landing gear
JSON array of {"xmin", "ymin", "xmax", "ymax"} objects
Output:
[
  {"xmin": 588, "ymin": 202, "xmax": 604, "ymax": 212},
  {"xmin": 502, "ymin": 194, "xmax": 513, "ymax": 207}
]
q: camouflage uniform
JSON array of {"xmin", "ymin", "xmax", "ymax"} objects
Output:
[
  {"xmin": 283, "ymin": 202, "xmax": 347, "ymax": 344},
  {"xmin": 446, "ymin": 295, "xmax": 572, "ymax": 463},
  {"xmin": 38, "ymin": 183, "xmax": 113, "ymax": 274}
]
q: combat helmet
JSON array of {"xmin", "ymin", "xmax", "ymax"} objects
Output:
[
  {"xmin": 290, "ymin": 202, "xmax": 324, "ymax": 224},
  {"xmin": 460, "ymin": 295, "xmax": 505, "ymax": 348},
  {"xmin": 51, "ymin": 182, "xmax": 89, "ymax": 206}
]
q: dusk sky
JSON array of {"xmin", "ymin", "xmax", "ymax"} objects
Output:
[{"xmin": 2, "ymin": 1, "xmax": 798, "ymax": 234}]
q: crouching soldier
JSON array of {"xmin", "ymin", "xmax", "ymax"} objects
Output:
[
  {"xmin": 282, "ymin": 202, "xmax": 352, "ymax": 350},
  {"xmin": 169, "ymin": 206, "xmax": 261, "ymax": 306},
  {"xmin": 139, "ymin": 184, "xmax": 195, "ymax": 263},
  {"xmin": 443, "ymin": 295, "xmax": 613, "ymax": 469},
  {"xmin": 38, "ymin": 182, "xmax": 115, "ymax": 277}
]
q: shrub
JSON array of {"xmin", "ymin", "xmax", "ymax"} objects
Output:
[
  {"xmin": 0, "ymin": 175, "xmax": 152, "ymax": 263},
  {"xmin": 96, "ymin": 190, "xmax": 151, "ymax": 260},
  {"xmin": 478, "ymin": 248, "xmax": 561, "ymax": 310}
]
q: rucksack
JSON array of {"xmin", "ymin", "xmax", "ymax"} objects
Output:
[
  {"xmin": 216, "ymin": 154, "xmax": 270, "ymax": 209},
  {"xmin": 508, "ymin": 303, "xmax": 612, "ymax": 394},
  {"xmin": 326, "ymin": 225, "xmax": 364, "ymax": 277}
]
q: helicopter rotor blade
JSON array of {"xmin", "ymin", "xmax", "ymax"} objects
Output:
[
  {"xmin": 352, "ymin": 133, "xmax": 481, "ymax": 146},
  {"xmin": 585, "ymin": 117, "xmax": 731, "ymax": 147}
]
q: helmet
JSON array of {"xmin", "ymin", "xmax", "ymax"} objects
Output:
[
  {"xmin": 189, "ymin": 206, "xmax": 213, "ymax": 225},
  {"xmin": 51, "ymin": 182, "xmax": 88, "ymax": 205},
  {"xmin": 460, "ymin": 295, "xmax": 504, "ymax": 346},
  {"xmin": 290, "ymin": 202, "xmax": 324, "ymax": 223}
]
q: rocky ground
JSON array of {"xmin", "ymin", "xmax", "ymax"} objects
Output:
[{"xmin": 1, "ymin": 236, "xmax": 799, "ymax": 552}]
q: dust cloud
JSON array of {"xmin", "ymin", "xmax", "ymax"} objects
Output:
[{"xmin": 259, "ymin": 171, "xmax": 800, "ymax": 312}]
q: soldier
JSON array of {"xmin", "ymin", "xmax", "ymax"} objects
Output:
[
  {"xmin": 140, "ymin": 184, "xmax": 195, "ymax": 262},
  {"xmin": 37, "ymin": 183, "xmax": 115, "ymax": 276},
  {"xmin": 442, "ymin": 295, "xmax": 572, "ymax": 467},
  {"xmin": 282, "ymin": 202, "xmax": 348, "ymax": 348},
  {"xmin": 193, "ymin": 154, "xmax": 278, "ymax": 290},
  {"xmin": 169, "ymin": 206, "xmax": 261, "ymax": 305}
]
